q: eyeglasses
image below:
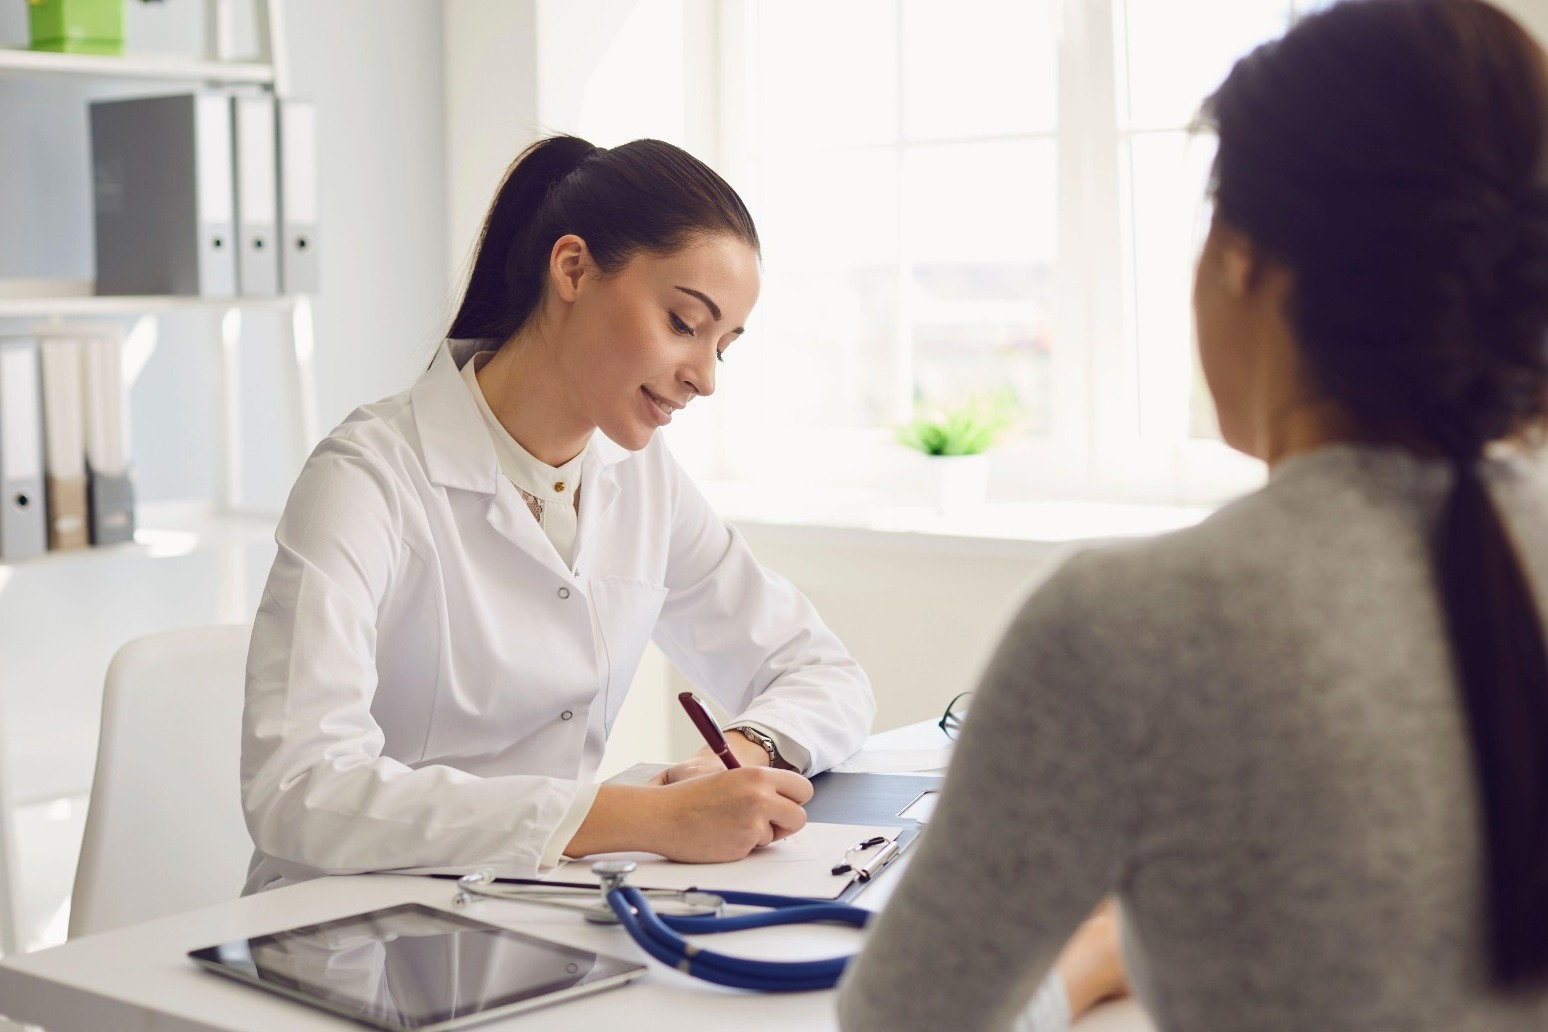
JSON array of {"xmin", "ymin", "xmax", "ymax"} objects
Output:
[{"xmin": 937, "ymin": 691, "xmax": 972, "ymax": 741}]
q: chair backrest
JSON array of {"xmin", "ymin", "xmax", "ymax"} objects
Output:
[{"xmin": 69, "ymin": 624, "xmax": 254, "ymax": 939}]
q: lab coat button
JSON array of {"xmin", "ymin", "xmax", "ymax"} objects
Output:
[
  {"xmin": 561, "ymin": 710, "xmax": 574, "ymax": 721},
  {"xmin": 557, "ymin": 587, "xmax": 571, "ymax": 599}
]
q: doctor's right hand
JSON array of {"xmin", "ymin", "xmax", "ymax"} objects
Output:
[{"xmin": 564, "ymin": 769, "xmax": 814, "ymax": 864}]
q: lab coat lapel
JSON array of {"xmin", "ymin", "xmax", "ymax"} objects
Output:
[
  {"xmin": 412, "ymin": 339, "xmax": 576, "ymax": 584},
  {"xmin": 572, "ymin": 436, "xmax": 628, "ymax": 576},
  {"xmin": 483, "ymin": 481, "xmax": 576, "ymax": 583}
]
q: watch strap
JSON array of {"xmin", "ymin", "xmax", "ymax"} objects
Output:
[{"xmin": 726, "ymin": 724, "xmax": 794, "ymax": 771}]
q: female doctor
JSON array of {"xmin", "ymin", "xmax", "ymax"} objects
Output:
[{"xmin": 239, "ymin": 135, "xmax": 875, "ymax": 892}]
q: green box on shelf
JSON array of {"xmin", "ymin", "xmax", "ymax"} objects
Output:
[{"xmin": 26, "ymin": 0, "xmax": 126, "ymax": 55}]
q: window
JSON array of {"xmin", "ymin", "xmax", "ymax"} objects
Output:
[
  {"xmin": 1116, "ymin": 0, "xmax": 1332, "ymax": 447},
  {"xmin": 708, "ymin": 0, "xmax": 1331, "ymax": 501}
]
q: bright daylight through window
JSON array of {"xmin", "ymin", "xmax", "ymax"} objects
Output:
[{"xmin": 712, "ymin": 0, "xmax": 1333, "ymax": 502}]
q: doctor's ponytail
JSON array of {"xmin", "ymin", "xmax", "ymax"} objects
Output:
[{"xmin": 448, "ymin": 134, "xmax": 759, "ymax": 343}]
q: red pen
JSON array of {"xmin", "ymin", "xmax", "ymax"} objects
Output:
[{"xmin": 677, "ymin": 692, "xmax": 742, "ymax": 769}]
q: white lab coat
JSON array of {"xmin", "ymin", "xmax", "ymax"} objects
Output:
[{"xmin": 241, "ymin": 339, "xmax": 875, "ymax": 891}]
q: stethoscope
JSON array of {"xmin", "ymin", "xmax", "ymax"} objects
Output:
[{"xmin": 453, "ymin": 857, "xmax": 878, "ymax": 991}]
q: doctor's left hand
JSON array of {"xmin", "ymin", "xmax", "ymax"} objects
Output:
[{"xmin": 658, "ymin": 733, "xmax": 774, "ymax": 784}]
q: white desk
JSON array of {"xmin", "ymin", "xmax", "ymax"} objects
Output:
[{"xmin": 0, "ymin": 723, "xmax": 1154, "ymax": 1031}]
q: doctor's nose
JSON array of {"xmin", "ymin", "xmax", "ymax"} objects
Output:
[{"xmin": 682, "ymin": 362, "xmax": 716, "ymax": 399}]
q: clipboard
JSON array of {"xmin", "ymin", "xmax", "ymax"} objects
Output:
[
  {"xmin": 573, "ymin": 766, "xmax": 946, "ymax": 900},
  {"xmin": 806, "ymin": 772, "xmax": 943, "ymax": 901}
]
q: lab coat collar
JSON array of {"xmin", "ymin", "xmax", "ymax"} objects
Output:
[{"xmin": 412, "ymin": 339, "xmax": 633, "ymax": 495}]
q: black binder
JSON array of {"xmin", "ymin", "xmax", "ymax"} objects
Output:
[{"xmin": 805, "ymin": 772, "xmax": 942, "ymax": 827}]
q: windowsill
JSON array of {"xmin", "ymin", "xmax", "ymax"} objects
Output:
[
  {"xmin": 700, "ymin": 481, "xmax": 1217, "ymax": 556},
  {"xmin": 677, "ymin": 427, "xmax": 1263, "ymax": 553}
]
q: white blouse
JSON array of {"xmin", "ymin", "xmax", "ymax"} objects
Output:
[{"xmin": 459, "ymin": 352, "xmax": 584, "ymax": 569}]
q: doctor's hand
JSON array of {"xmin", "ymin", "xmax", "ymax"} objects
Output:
[
  {"xmin": 658, "ymin": 733, "xmax": 775, "ymax": 784},
  {"xmin": 565, "ymin": 768, "xmax": 814, "ymax": 864}
]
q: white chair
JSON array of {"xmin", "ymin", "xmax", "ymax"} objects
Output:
[
  {"xmin": 0, "ymin": 693, "xmax": 21, "ymax": 957},
  {"xmin": 69, "ymin": 624, "xmax": 255, "ymax": 939}
]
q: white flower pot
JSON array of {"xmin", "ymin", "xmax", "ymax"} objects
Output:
[{"xmin": 930, "ymin": 453, "xmax": 990, "ymax": 515}]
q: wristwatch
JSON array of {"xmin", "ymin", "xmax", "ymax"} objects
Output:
[{"xmin": 726, "ymin": 724, "xmax": 795, "ymax": 770}]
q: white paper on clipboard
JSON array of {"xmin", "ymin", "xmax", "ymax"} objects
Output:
[{"xmin": 547, "ymin": 821, "xmax": 903, "ymax": 900}]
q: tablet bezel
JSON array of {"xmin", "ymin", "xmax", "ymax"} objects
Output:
[{"xmin": 188, "ymin": 902, "xmax": 646, "ymax": 1032}]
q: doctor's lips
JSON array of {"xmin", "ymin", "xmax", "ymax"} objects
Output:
[{"xmin": 643, "ymin": 386, "xmax": 687, "ymax": 424}]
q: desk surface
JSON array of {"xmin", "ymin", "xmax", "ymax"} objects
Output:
[{"xmin": 0, "ymin": 723, "xmax": 1153, "ymax": 1032}]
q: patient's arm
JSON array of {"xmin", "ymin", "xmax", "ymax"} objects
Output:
[{"xmin": 1055, "ymin": 899, "xmax": 1129, "ymax": 1019}]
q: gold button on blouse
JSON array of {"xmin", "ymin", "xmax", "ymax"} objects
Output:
[{"xmin": 553, "ymin": 481, "xmax": 566, "ymax": 493}]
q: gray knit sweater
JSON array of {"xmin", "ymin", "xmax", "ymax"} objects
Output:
[{"xmin": 838, "ymin": 445, "xmax": 1548, "ymax": 1032}]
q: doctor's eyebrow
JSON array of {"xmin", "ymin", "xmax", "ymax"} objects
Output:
[{"xmin": 674, "ymin": 286, "xmax": 745, "ymax": 335}]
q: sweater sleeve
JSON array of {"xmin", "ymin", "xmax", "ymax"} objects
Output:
[{"xmin": 837, "ymin": 553, "xmax": 1145, "ymax": 1032}]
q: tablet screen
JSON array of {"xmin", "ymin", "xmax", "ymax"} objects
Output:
[{"xmin": 189, "ymin": 903, "xmax": 646, "ymax": 1032}]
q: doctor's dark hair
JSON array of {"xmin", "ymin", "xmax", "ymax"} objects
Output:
[
  {"xmin": 448, "ymin": 135, "xmax": 760, "ymax": 342},
  {"xmin": 1202, "ymin": 0, "xmax": 1548, "ymax": 988}
]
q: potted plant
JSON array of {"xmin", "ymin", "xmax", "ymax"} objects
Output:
[{"xmin": 897, "ymin": 391, "xmax": 1018, "ymax": 514}]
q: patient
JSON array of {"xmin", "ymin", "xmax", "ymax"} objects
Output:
[{"xmin": 840, "ymin": 1, "xmax": 1548, "ymax": 1029}]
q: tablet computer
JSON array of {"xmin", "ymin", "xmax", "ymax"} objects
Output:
[{"xmin": 188, "ymin": 903, "xmax": 646, "ymax": 1032}]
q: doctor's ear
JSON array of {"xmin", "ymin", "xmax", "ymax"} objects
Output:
[
  {"xmin": 1208, "ymin": 219, "xmax": 1271, "ymax": 297},
  {"xmin": 548, "ymin": 234, "xmax": 593, "ymax": 303}
]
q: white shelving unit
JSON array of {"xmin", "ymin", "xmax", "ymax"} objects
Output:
[
  {"xmin": 0, "ymin": 0, "xmax": 305, "ymax": 957},
  {"xmin": 0, "ymin": 47, "xmax": 273, "ymax": 84}
]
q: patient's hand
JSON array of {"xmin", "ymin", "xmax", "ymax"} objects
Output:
[{"xmin": 1055, "ymin": 898, "xmax": 1129, "ymax": 1019}]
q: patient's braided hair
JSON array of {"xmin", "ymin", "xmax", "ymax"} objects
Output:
[{"xmin": 1202, "ymin": 0, "xmax": 1548, "ymax": 988}]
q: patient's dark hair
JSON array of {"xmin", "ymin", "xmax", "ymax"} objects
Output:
[
  {"xmin": 448, "ymin": 135, "xmax": 759, "ymax": 342},
  {"xmin": 1202, "ymin": 0, "xmax": 1548, "ymax": 988}
]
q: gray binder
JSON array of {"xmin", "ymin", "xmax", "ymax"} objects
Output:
[
  {"xmin": 86, "ymin": 464, "xmax": 135, "ymax": 546},
  {"xmin": 81, "ymin": 335, "xmax": 134, "ymax": 546},
  {"xmin": 232, "ymin": 93, "xmax": 280, "ymax": 296},
  {"xmin": 90, "ymin": 92, "xmax": 238, "ymax": 297},
  {"xmin": 277, "ymin": 97, "xmax": 320, "ymax": 294},
  {"xmin": 0, "ymin": 338, "xmax": 48, "ymax": 561}
]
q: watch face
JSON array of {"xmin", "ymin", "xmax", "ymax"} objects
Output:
[{"xmin": 732, "ymin": 727, "xmax": 785, "ymax": 768}]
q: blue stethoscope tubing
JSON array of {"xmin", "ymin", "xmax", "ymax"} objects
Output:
[{"xmin": 605, "ymin": 885, "xmax": 872, "ymax": 991}]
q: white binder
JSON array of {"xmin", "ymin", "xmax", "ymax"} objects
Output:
[
  {"xmin": 232, "ymin": 93, "xmax": 281, "ymax": 296},
  {"xmin": 39, "ymin": 337, "xmax": 89, "ymax": 550},
  {"xmin": 277, "ymin": 97, "xmax": 320, "ymax": 294},
  {"xmin": 0, "ymin": 338, "xmax": 47, "ymax": 561}
]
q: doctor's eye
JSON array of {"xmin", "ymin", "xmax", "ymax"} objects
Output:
[
  {"xmin": 715, "ymin": 347, "xmax": 725, "ymax": 363},
  {"xmin": 669, "ymin": 312, "xmax": 695, "ymax": 337}
]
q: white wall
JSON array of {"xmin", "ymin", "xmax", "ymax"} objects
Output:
[
  {"xmin": 1498, "ymin": 0, "xmax": 1548, "ymax": 44},
  {"xmin": 731, "ymin": 529, "xmax": 1065, "ymax": 727}
]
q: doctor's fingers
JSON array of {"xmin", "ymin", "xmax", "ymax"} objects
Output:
[
  {"xmin": 764, "ymin": 796, "xmax": 809, "ymax": 843},
  {"xmin": 756, "ymin": 766, "xmax": 815, "ymax": 805},
  {"xmin": 661, "ymin": 755, "xmax": 724, "ymax": 784}
]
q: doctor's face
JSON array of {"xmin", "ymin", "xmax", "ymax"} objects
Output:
[{"xmin": 561, "ymin": 233, "xmax": 760, "ymax": 452}]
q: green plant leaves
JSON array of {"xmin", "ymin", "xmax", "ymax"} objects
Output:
[{"xmin": 896, "ymin": 390, "xmax": 1019, "ymax": 456}]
